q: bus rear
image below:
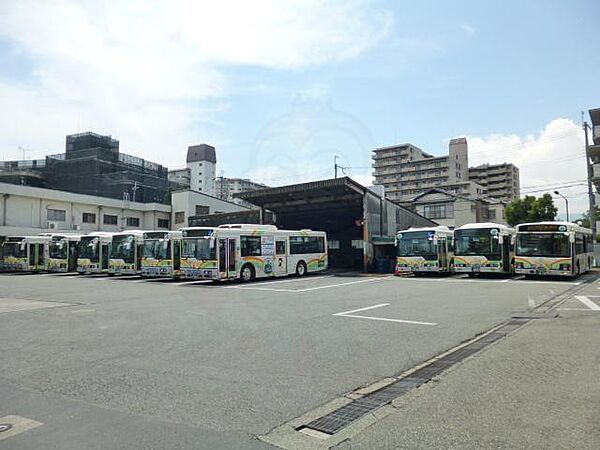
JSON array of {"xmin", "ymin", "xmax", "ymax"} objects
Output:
[
  {"xmin": 141, "ymin": 231, "xmax": 182, "ymax": 278},
  {"xmin": 453, "ymin": 223, "xmax": 514, "ymax": 275}
]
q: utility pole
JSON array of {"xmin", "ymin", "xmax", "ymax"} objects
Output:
[
  {"xmin": 334, "ymin": 155, "xmax": 348, "ymax": 179},
  {"xmin": 583, "ymin": 118, "xmax": 596, "ymax": 237}
]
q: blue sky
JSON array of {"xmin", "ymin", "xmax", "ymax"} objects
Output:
[{"xmin": 0, "ymin": 1, "xmax": 598, "ymax": 213}]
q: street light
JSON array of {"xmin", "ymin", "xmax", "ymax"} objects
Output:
[{"xmin": 554, "ymin": 190, "xmax": 569, "ymax": 222}]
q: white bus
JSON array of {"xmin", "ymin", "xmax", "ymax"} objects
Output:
[
  {"xmin": 396, "ymin": 226, "xmax": 454, "ymax": 274},
  {"xmin": 141, "ymin": 230, "xmax": 182, "ymax": 278},
  {"xmin": 1, "ymin": 235, "xmax": 51, "ymax": 272},
  {"xmin": 514, "ymin": 222, "xmax": 593, "ymax": 277},
  {"xmin": 109, "ymin": 230, "xmax": 146, "ymax": 275},
  {"xmin": 453, "ymin": 223, "xmax": 515, "ymax": 276},
  {"xmin": 77, "ymin": 232, "xmax": 115, "ymax": 274},
  {"xmin": 180, "ymin": 224, "xmax": 328, "ymax": 281},
  {"xmin": 47, "ymin": 234, "xmax": 82, "ymax": 272}
]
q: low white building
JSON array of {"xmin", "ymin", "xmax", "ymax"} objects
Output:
[
  {"xmin": 0, "ymin": 182, "xmax": 171, "ymax": 237},
  {"xmin": 171, "ymin": 189, "xmax": 249, "ymax": 228}
]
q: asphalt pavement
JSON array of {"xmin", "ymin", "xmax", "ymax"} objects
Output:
[{"xmin": 0, "ymin": 271, "xmax": 596, "ymax": 449}]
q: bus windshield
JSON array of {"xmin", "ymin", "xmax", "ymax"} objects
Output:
[
  {"xmin": 455, "ymin": 229, "xmax": 500, "ymax": 259},
  {"xmin": 397, "ymin": 231, "xmax": 437, "ymax": 260},
  {"xmin": 111, "ymin": 235, "xmax": 136, "ymax": 262},
  {"xmin": 516, "ymin": 233, "xmax": 571, "ymax": 258},
  {"xmin": 49, "ymin": 241, "xmax": 68, "ymax": 259},
  {"xmin": 182, "ymin": 238, "xmax": 215, "ymax": 260},
  {"xmin": 143, "ymin": 239, "xmax": 171, "ymax": 260},
  {"xmin": 79, "ymin": 237, "xmax": 99, "ymax": 261},
  {"xmin": 3, "ymin": 242, "xmax": 26, "ymax": 258}
]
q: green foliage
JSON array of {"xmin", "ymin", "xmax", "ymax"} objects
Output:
[
  {"xmin": 505, "ymin": 193, "xmax": 558, "ymax": 226},
  {"xmin": 574, "ymin": 206, "xmax": 600, "ymax": 229}
]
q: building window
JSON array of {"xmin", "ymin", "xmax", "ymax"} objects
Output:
[
  {"xmin": 195, "ymin": 205, "xmax": 209, "ymax": 215},
  {"xmin": 423, "ymin": 203, "xmax": 454, "ymax": 219},
  {"xmin": 198, "ymin": 172, "xmax": 202, "ymax": 176},
  {"xmin": 103, "ymin": 214, "xmax": 118, "ymax": 225},
  {"xmin": 82, "ymin": 212, "xmax": 96, "ymax": 224},
  {"xmin": 327, "ymin": 240, "xmax": 340, "ymax": 250},
  {"xmin": 175, "ymin": 211, "xmax": 185, "ymax": 224},
  {"xmin": 47, "ymin": 208, "xmax": 66, "ymax": 222},
  {"xmin": 351, "ymin": 239, "xmax": 363, "ymax": 249},
  {"xmin": 157, "ymin": 218, "xmax": 169, "ymax": 228},
  {"xmin": 241, "ymin": 236, "xmax": 262, "ymax": 256},
  {"xmin": 126, "ymin": 217, "xmax": 140, "ymax": 227}
]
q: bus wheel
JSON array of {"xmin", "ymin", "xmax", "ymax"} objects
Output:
[
  {"xmin": 296, "ymin": 261, "xmax": 307, "ymax": 277},
  {"xmin": 240, "ymin": 264, "xmax": 255, "ymax": 282}
]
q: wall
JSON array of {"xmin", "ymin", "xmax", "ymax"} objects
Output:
[
  {"xmin": 171, "ymin": 190, "xmax": 248, "ymax": 228},
  {"xmin": 187, "ymin": 160, "xmax": 216, "ymax": 196},
  {"xmin": 0, "ymin": 182, "xmax": 170, "ymax": 236}
]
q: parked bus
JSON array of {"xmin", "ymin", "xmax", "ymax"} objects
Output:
[
  {"xmin": 180, "ymin": 224, "xmax": 328, "ymax": 281},
  {"xmin": 77, "ymin": 232, "xmax": 114, "ymax": 274},
  {"xmin": 47, "ymin": 234, "xmax": 81, "ymax": 272},
  {"xmin": 109, "ymin": 230, "xmax": 145, "ymax": 275},
  {"xmin": 0, "ymin": 235, "xmax": 51, "ymax": 272},
  {"xmin": 452, "ymin": 223, "xmax": 515, "ymax": 276},
  {"xmin": 514, "ymin": 222, "xmax": 593, "ymax": 277},
  {"xmin": 395, "ymin": 226, "xmax": 454, "ymax": 274},
  {"xmin": 141, "ymin": 230, "xmax": 182, "ymax": 278}
]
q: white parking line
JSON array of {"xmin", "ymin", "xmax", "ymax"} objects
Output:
[
  {"xmin": 226, "ymin": 277, "xmax": 390, "ymax": 293},
  {"xmin": 333, "ymin": 303, "xmax": 437, "ymax": 326},
  {"xmin": 574, "ymin": 295, "xmax": 600, "ymax": 310},
  {"xmin": 221, "ymin": 275, "xmax": 332, "ymax": 289}
]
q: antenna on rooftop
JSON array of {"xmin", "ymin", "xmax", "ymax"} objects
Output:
[{"xmin": 18, "ymin": 146, "xmax": 32, "ymax": 160}]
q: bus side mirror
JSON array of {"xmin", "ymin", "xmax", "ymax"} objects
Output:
[
  {"xmin": 20, "ymin": 242, "xmax": 26, "ymax": 251},
  {"xmin": 209, "ymin": 237, "xmax": 215, "ymax": 248},
  {"xmin": 569, "ymin": 234, "xmax": 575, "ymax": 243},
  {"xmin": 162, "ymin": 240, "xmax": 168, "ymax": 249},
  {"xmin": 498, "ymin": 236, "xmax": 504, "ymax": 244}
]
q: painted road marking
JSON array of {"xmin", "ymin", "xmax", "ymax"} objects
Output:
[
  {"xmin": 574, "ymin": 295, "xmax": 600, "ymax": 310},
  {"xmin": 221, "ymin": 275, "xmax": 333, "ymax": 289},
  {"xmin": 227, "ymin": 277, "xmax": 389, "ymax": 293},
  {"xmin": 398, "ymin": 277, "xmax": 581, "ymax": 285},
  {"xmin": 332, "ymin": 303, "xmax": 437, "ymax": 326},
  {"xmin": 0, "ymin": 415, "xmax": 43, "ymax": 441}
]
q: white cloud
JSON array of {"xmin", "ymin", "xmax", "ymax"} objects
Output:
[
  {"xmin": 0, "ymin": 0, "xmax": 393, "ymax": 164},
  {"xmin": 462, "ymin": 118, "xmax": 589, "ymax": 216},
  {"xmin": 459, "ymin": 23, "xmax": 475, "ymax": 37}
]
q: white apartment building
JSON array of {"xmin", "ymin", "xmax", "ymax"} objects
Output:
[
  {"xmin": 373, "ymin": 138, "xmax": 472, "ymax": 203},
  {"xmin": 468, "ymin": 163, "xmax": 520, "ymax": 202},
  {"xmin": 373, "ymin": 137, "xmax": 520, "ymax": 207},
  {"xmin": 216, "ymin": 177, "xmax": 268, "ymax": 208},
  {"xmin": 0, "ymin": 182, "xmax": 171, "ymax": 237}
]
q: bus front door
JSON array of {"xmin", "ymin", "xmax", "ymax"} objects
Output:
[
  {"xmin": 219, "ymin": 238, "xmax": 237, "ymax": 279},
  {"xmin": 28, "ymin": 243, "xmax": 36, "ymax": 270}
]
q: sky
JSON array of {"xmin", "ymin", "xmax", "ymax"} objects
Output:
[{"xmin": 1, "ymin": 0, "xmax": 599, "ymax": 216}]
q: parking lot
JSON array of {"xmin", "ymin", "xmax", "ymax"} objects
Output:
[{"xmin": 0, "ymin": 270, "xmax": 598, "ymax": 449}]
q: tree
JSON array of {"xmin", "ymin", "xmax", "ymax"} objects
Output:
[
  {"xmin": 505, "ymin": 193, "xmax": 558, "ymax": 226},
  {"xmin": 574, "ymin": 206, "xmax": 600, "ymax": 229}
]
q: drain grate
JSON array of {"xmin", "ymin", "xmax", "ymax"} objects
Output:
[{"xmin": 304, "ymin": 319, "xmax": 528, "ymax": 435}]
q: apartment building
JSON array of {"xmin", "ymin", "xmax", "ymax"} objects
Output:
[
  {"xmin": 216, "ymin": 177, "xmax": 268, "ymax": 208},
  {"xmin": 373, "ymin": 137, "xmax": 520, "ymax": 205},
  {"xmin": 372, "ymin": 138, "xmax": 472, "ymax": 203},
  {"xmin": 468, "ymin": 163, "xmax": 520, "ymax": 202}
]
